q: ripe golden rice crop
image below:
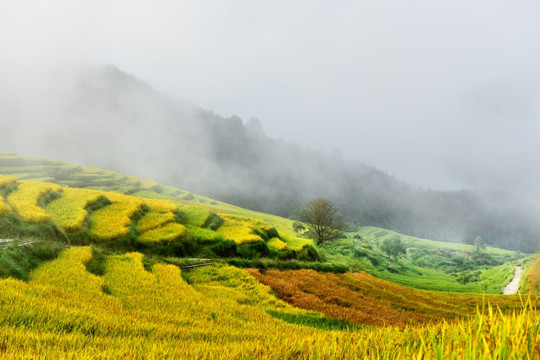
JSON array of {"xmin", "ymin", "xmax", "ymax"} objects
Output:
[
  {"xmin": 268, "ymin": 237, "xmax": 289, "ymax": 251},
  {"xmin": 0, "ymin": 174, "xmax": 17, "ymax": 188},
  {"xmin": 135, "ymin": 198, "xmax": 179, "ymax": 233},
  {"xmin": 89, "ymin": 192, "xmax": 144, "ymax": 241},
  {"xmin": 0, "ymin": 200, "xmax": 10, "ymax": 217},
  {"xmin": 186, "ymin": 265, "xmax": 314, "ymax": 315},
  {"xmin": 143, "ymin": 198, "xmax": 178, "ymax": 213},
  {"xmin": 136, "ymin": 211, "xmax": 176, "ymax": 233},
  {"xmin": 0, "ymin": 247, "xmax": 537, "ymax": 359},
  {"xmin": 178, "ymin": 203, "xmax": 212, "ymax": 227},
  {"xmin": 217, "ymin": 214, "xmax": 274, "ymax": 244},
  {"xmin": 45, "ymin": 188, "xmax": 105, "ymax": 232},
  {"xmin": 525, "ymin": 256, "xmax": 540, "ymax": 294},
  {"xmin": 7, "ymin": 180, "xmax": 62, "ymax": 222},
  {"xmin": 30, "ymin": 246, "xmax": 105, "ymax": 295},
  {"xmin": 138, "ymin": 223, "xmax": 187, "ymax": 244},
  {"xmin": 0, "ymin": 175, "xmax": 15, "ymax": 216}
]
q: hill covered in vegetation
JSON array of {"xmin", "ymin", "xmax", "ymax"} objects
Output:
[
  {"xmin": 0, "ymin": 153, "xmax": 531, "ymax": 294},
  {"xmin": 2, "ymin": 65, "xmax": 539, "ymax": 253},
  {"xmin": 0, "ymin": 155, "xmax": 539, "ymax": 358},
  {"xmin": 0, "ymin": 159, "xmax": 323, "ymax": 275}
]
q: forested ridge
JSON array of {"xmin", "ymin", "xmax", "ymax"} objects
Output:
[{"xmin": 2, "ymin": 65, "xmax": 537, "ymax": 252}]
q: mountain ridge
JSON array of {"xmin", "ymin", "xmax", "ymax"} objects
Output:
[{"xmin": 1, "ymin": 65, "xmax": 538, "ymax": 252}]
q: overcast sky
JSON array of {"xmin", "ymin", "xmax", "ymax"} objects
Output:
[{"xmin": 2, "ymin": 1, "xmax": 540, "ymax": 191}]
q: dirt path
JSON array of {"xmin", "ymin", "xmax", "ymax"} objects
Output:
[
  {"xmin": 503, "ymin": 266, "xmax": 523, "ymax": 295},
  {"xmin": 0, "ymin": 239, "xmax": 34, "ymax": 249}
]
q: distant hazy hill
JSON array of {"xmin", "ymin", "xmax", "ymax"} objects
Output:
[{"xmin": 1, "ymin": 65, "xmax": 538, "ymax": 252}]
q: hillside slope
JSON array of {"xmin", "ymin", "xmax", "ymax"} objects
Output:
[
  {"xmin": 1, "ymin": 66, "xmax": 539, "ymax": 252},
  {"xmin": 323, "ymin": 227, "xmax": 526, "ymax": 293},
  {"xmin": 0, "ymin": 153, "xmax": 530, "ymax": 294},
  {"xmin": 0, "ymin": 156, "xmax": 538, "ymax": 357},
  {"xmin": 0, "ymin": 246, "xmax": 537, "ymax": 359},
  {"xmin": 0, "ymin": 167, "xmax": 317, "ymax": 268}
]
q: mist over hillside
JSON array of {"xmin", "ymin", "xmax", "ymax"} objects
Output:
[{"xmin": 2, "ymin": 65, "xmax": 539, "ymax": 252}]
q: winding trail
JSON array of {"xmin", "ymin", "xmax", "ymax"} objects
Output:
[
  {"xmin": 503, "ymin": 266, "xmax": 523, "ymax": 295},
  {"xmin": 0, "ymin": 239, "xmax": 35, "ymax": 249}
]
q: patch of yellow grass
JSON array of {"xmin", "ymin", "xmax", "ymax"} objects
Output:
[
  {"xmin": 268, "ymin": 237, "xmax": 289, "ymax": 251},
  {"xmin": 30, "ymin": 246, "xmax": 105, "ymax": 295},
  {"xmin": 216, "ymin": 214, "xmax": 273, "ymax": 244},
  {"xmin": 136, "ymin": 198, "xmax": 178, "ymax": 233},
  {"xmin": 45, "ymin": 188, "xmax": 105, "ymax": 232},
  {"xmin": 0, "ymin": 174, "xmax": 17, "ymax": 188},
  {"xmin": 7, "ymin": 180, "xmax": 61, "ymax": 222},
  {"xmin": 525, "ymin": 255, "xmax": 540, "ymax": 294},
  {"xmin": 138, "ymin": 223, "xmax": 187, "ymax": 244},
  {"xmin": 89, "ymin": 192, "xmax": 144, "ymax": 241},
  {"xmin": 136, "ymin": 211, "xmax": 176, "ymax": 233}
]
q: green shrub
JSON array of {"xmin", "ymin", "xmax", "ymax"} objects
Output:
[
  {"xmin": 457, "ymin": 270, "xmax": 481, "ymax": 285},
  {"xmin": 225, "ymin": 258, "xmax": 348, "ymax": 273},
  {"xmin": 85, "ymin": 246, "xmax": 107, "ymax": 276},
  {"xmin": 0, "ymin": 241, "xmax": 64, "ymax": 281},
  {"xmin": 386, "ymin": 263, "xmax": 402, "ymax": 274},
  {"xmin": 209, "ymin": 237, "xmax": 236, "ymax": 257},
  {"xmin": 237, "ymin": 241, "xmax": 271, "ymax": 259},
  {"xmin": 265, "ymin": 228, "xmax": 280, "ymax": 240},
  {"xmin": 368, "ymin": 255, "xmax": 379, "ymax": 266},
  {"xmin": 297, "ymin": 245, "xmax": 321, "ymax": 262},
  {"xmin": 0, "ymin": 214, "xmax": 68, "ymax": 242},
  {"xmin": 203, "ymin": 213, "xmax": 224, "ymax": 230},
  {"xmin": 182, "ymin": 193, "xmax": 195, "ymax": 201},
  {"xmin": 227, "ymin": 258, "xmax": 265, "ymax": 269},
  {"xmin": 253, "ymin": 227, "xmax": 281, "ymax": 243},
  {"xmin": 174, "ymin": 209, "xmax": 187, "ymax": 224},
  {"xmin": 276, "ymin": 249, "xmax": 297, "ymax": 261},
  {"xmin": 253, "ymin": 229, "xmax": 268, "ymax": 242},
  {"xmin": 353, "ymin": 248, "xmax": 368, "ymax": 257},
  {"xmin": 84, "ymin": 196, "xmax": 112, "ymax": 212}
]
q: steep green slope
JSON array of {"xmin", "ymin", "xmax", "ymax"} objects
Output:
[{"xmin": 323, "ymin": 227, "xmax": 528, "ymax": 293}]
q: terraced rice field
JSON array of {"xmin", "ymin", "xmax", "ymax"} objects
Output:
[
  {"xmin": 0, "ymin": 246, "xmax": 536, "ymax": 359},
  {"xmin": 0, "ymin": 153, "xmax": 313, "ymax": 251},
  {"xmin": 0, "ymin": 176, "xmax": 297, "ymax": 252}
]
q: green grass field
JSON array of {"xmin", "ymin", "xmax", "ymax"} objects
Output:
[{"xmin": 322, "ymin": 226, "xmax": 527, "ymax": 293}]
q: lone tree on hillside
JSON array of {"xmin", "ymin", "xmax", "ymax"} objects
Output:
[{"xmin": 300, "ymin": 198, "xmax": 346, "ymax": 245}]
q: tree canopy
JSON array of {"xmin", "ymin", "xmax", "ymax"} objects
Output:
[{"xmin": 300, "ymin": 198, "xmax": 345, "ymax": 245}]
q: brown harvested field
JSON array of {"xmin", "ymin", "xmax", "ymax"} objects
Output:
[{"xmin": 247, "ymin": 269, "xmax": 527, "ymax": 328}]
